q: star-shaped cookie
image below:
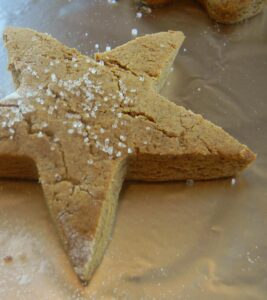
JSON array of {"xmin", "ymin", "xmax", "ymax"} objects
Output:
[{"xmin": 1, "ymin": 27, "xmax": 255, "ymax": 283}]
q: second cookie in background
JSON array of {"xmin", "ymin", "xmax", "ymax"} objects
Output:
[{"xmin": 139, "ymin": 0, "xmax": 265, "ymax": 24}]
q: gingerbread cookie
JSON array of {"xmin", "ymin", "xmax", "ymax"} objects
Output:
[
  {"xmin": 1, "ymin": 27, "xmax": 255, "ymax": 283},
  {"xmin": 140, "ymin": 0, "xmax": 264, "ymax": 24}
]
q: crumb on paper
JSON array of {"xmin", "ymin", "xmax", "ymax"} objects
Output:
[
  {"xmin": 18, "ymin": 254, "xmax": 27, "ymax": 262},
  {"xmin": 3, "ymin": 256, "xmax": 13, "ymax": 264}
]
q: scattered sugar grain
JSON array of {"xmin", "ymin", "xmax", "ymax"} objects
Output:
[
  {"xmin": 105, "ymin": 45, "xmax": 111, "ymax": 52},
  {"xmin": 37, "ymin": 131, "xmax": 44, "ymax": 138},
  {"xmin": 87, "ymin": 159, "xmax": 93, "ymax": 165},
  {"xmin": 118, "ymin": 142, "xmax": 126, "ymax": 148},
  {"xmin": 131, "ymin": 28, "xmax": 138, "ymax": 36},
  {"xmin": 119, "ymin": 135, "xmax": 126, "ymax": 142},
  {"xmin": 231, "ymin": 178, "xmax": 236, "ymax": 186},
  {"xmin": 139, "ymin": 76, "xmax": 144, "ymax": 82},
  {"xmin": 186, "ymin": 179, "xmax": 194, "ymax": 186},
  {"xmin": 51, "ymin": 73, "xmax": 57, "ymax": 82},
  {"xmin": 116, "ymin": 151, "xmax": 122, "ymax": 158},
  {"xmin": 55, "ymin": 174, "xmax": 62, "ymax": 181}
]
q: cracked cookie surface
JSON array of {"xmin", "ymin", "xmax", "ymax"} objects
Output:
[{"xmin": 0, "ymin": 27, "xmax": 255, "ymax": 283}]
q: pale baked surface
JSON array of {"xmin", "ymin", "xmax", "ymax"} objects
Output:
[
  {"xmin": 141, "ymin": 0, "xmax": 264, "ymax": 24},
  {"xmin": 1, "ymin": 27, "xmax": 255, "ymax": 283}
]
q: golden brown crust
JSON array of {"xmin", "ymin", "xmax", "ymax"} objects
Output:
[
  {"xmin": 140, "ymin": 0, "xmax": 264, "ymax": 23},
  {"xmin": 198, "ymin": 0, "xmax": 264, "ymax": 24},
  {"xmin": 1, "ymin": 27, "xmax": 255, "ymax": 283}
]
